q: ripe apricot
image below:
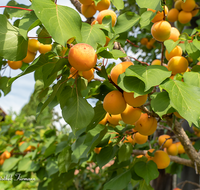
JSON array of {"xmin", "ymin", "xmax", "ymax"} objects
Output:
[
  {"xmin": 134, "ymin": 132, "xmax": 148, "ymax": 144},
  {"xmin": 104, "ymin": 36, "xmax": 111, "ymax": 46},
  {"xmin": 153, "ymin": 150, "xmax": 170, "ymax": 169},
  {"xmin": 176, "ymin": 142, "xmax": 185, "ymax": 154},
  {"xmin": 107, "ymin": 113, "xmax": 122, "ymax": 125},
  {"xmin": 167, "ymin": 143, "xmax": 178, "ymax": 156},
  {"xmin": 121, "ymin": 105, "xmax": 141, "ymax": 125},
  {"xmin": 149, "ymin": 38, "xmax": 156, "ymax": 45},
  {"xmin": 191, "ymin": 4, "xmax": 199, "ymax": 17},
  {"xmin": 174, "ymin": 111, "xmax": 184, "ymax": 119},
  {"xmin": 134, "ymin": 113, "xmax": 157, "ymax": 136},
  {"xmin": 22, "ymin": 51, "xmax": 36, "ymax": 63},
  {"xmin": 7, "ymin": 60, "xmax": 23, "ymax": 70},
  {"xmin": 146, "ymin": 42, "xmax": 153, "ymax": 49},
  {"xmin": 96, "ymin": 10, "xmax": 117, "ymax": 27},
  {"xmin": 99, "ymin": 113, "xmax": 108, "ymax": 125},
  {"xmin": 181, "ymin": 0, "xmax": 196, "ymax": 12},
  {"xmin": 0, "ymin": 159, "xmax": 4, "ymax": 165},
  {"xmin": 39, "ymin": 43, "xmax": 52, "ymax": 54},
  {"xmin": 165, "ymin": 46, "xmax": 182, "ymax": 61},
  {"xmin": 178, "ymin": 11, "xmax": 192, "ymax": 24},
  {"xmin": 81, "ymin": 3, "xmax": 96, "ymax": 18},
  {"xmin": 28, "ymin": 39, "xmax": 40, "ymax": 53},
  {"xmin": 68, "ymin": 43, "xmax": 97, "ymax": 71},
  {"xmin": 79, "ymin": 68, "xmax": 94, "ymax": 82},
  {"xmin": 168, "ymin": 27, "xmax": 180, "ymax": 42},
  {"xmin": 79, "ymin": 0, "xmax": 93, "ymax": 5},
  {"xmin": 110, "ymin": 61, "xmax": 134, "ymax": 85},
  {"xmin": 167, "ymin": 8, "xmax": 179, "ymax": 22},
  {"xmin": 123, "ymin": 135, "xmax": 135, "ymax": 145},
  {"xmin": 151, "ymin": 21, "xmax": 172, "ymax": 42},
  {"xmin": 158, "ymin": 134, "xmax": 173, "ymax": 148},
  {"xmin": 69, "ymin": 67, "xmax": 78, "ymax": 79},
  {"xmin": 15, "ymin": 130, "xmax": 24, "ymax": 135},
  {"xmin": 145, "ymin": 149, "xmax": 155, "ymax": 161},
  {"xmin": 103, "ymin": 90, "xmax": 127, "ymax": 115},
  {"xmin": 167, "ymin": 56, "xmax": 188, "ymax": 75},
  {"xmin": 140, "ymin": 38, "xmax": 148, "ymax": 45},
  {"xmin": 151, "ymin": 59, "xmax": 161, "ymax": 65},
  {"xmin": 148, "ymin": 5, "xmax": 168, "ymax": 23},
  {"xmin": 1, "ymin": 151, "xmax": 11, "ymax": 160},
  {"xmin": 94, "ymin": 147, "xmax": 102, "ymax": 154},
  {"xmin": 175, "ymin": 0, "xmax": 182, "ymax": 10},
  {"xmin": 95, "ymin": 0, "xmax": 110, "ymax": 11},
  {"xmin": 123, "ymin": 91, "xmax": 148, "ymax": 107}
]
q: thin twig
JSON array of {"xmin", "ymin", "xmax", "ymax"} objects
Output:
[
  {"xmin": 129, "ymin": 56, "xmax": 149, "ymax": 66},
  {"xmin": 0, "ymin": 6, "xmax": 32, "ymax": 11},
  {"xmin": 126, "ymin": 39, "xmax": 139, "ymax": 48}
]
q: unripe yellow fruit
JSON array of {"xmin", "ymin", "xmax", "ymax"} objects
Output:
[
  {"xmin": 28, "ymin": 39, "xmax": 40, "ymax": 53},
  {"xmin": 97, "ymin": 10, "xmax": 117, "ymax": 27},
  {"xmin": 22, "ymin": 51, "xmax": 36, "ymax": 63},
  {"xmin": 39, "ymin": 43, "xmax": 52, "ymax": 54},
  {"xmin": 168, "ymin": 27, "xmax": 180, "ymax": 42},
  {"xmin": 7, "ymin": 60, "xmax": 23, "ymax": 70},
  {"xmin": 140, "ymin": 38, "xmax": 148, "ymax": 45},
  {"xmin": 134, "ymin": 132, "xmax": 148, "ymax": 144},
  {"xmin": 175, "ymin": 0, "xmax": 182, "ymax": 10}
]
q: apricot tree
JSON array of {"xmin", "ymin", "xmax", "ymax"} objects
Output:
[{"xmin": 1, "ymin": 0, "xmax": 200, "ymax": 189}]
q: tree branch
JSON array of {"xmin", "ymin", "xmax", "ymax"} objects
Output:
[{"xmin": 113, "ymin": 42, "xmax": 131, "ymax": 62}]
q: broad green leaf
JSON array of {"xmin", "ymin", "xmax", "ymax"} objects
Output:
[
  {"xmin": 125, "ymin": 65, "xmax": 171, "ymax": 91},
  {"xmin": 18, "ymin": 157, "xmax": 32, "ymax": 172},
  {"xmin": 103, "ymin": 170, "xmax": 131, "ymax": 190},
  {"xmin": 140, "ymin": 11, "xmax": 154, "ymax": 28},
  {"xmin": 37, "ymin": 26, "xmax": 52, "ymax": 44},
  {"xmin": 96, "ymin": 145, "xmax": 119, "ymax": 168},
  {"xmin": 160, "ymin": 79, "xmax": 200, "ymax": 126},
  {"xmin": 98, "ymin": 49, "xmax": 127, "ymax": 59},
  {"xmin": 134, "ymin": 161, "xmax": 159, "ymax": 185},
  {"xmin": 118, "ymin": 143, "xmax": 133, "ymax": 163},
  {"xmin": 164, "ymin": 40, "xmax": 180, "ymax": 54},
  {"xmin": 185, "ymin": 40, "xmax": 200, "ymax": 60},
  {"xmin": 136, "ymin": 0, "xmax": 162, "ymax": 10},
  {"xmin": 192, "ymin": 65, "xmax": 200, "ymax": 72},
  {"xmin": 0, "ymin": 14, "xmax": 27, "ymax": 61},
  {"xmin": 19, "ymin": 11, "xmax": 40, "ymax": 39},
  {"xmin": 44, "ymin": 143, "xmax": 56, "ymax": 157},
  {"xmin": 81, "ymin": 23, "xmax": 106, "ymax": 49},
  {"xmin": 192, "ymin": 39, "xmax": 200, "ymax": 50},
  {"xmin": 114, "ymin": 12, "xmax": 140, "ymax": 34},
  {"xmin": 62, "ymin": 91, "xmax": 95, "ymax": 134},
  {"xmin": 46, "ymin": 158, "xmax": 59, "ymax": 177},
  {"xmin": 2, "ymin": 157, "xmax": 21, "ymax": 171},
  {"xmin": 151, "ymin": 91, "xmax": 175, "ymax": 118},
  {"xmin": 139, "ymin": 180, "xmax": 154, "ymax": 190},
  {"xmin": 27, "ymin": 161, "xmax": 40, "ymax": 172},
  {"xmin": 118, "ymin": 73, "xmax": 154, "ymax": 96},
  {"xmin": 55, "ymin": 141, "xmax": 68, "ymax": 155},
  {"xmin": 183, "ymin": 72, "xmax": 200, "ymax": 88},
  {"xmin": 32, "ymin": 0, "xmax": 82, "ymax": 46},
  {"xmin": 111, "ymin": 0, "xmax": 124, "ymax": 10},
  {"xmin": 0, "ymin": 76, "xmax": 11, "ymax": 96},
  {"xmin": 58, "ymin": 147, "xmax": 72, "ymax": 173}
]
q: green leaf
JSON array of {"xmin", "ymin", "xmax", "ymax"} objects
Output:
[
  {"xmin": 151, "ymin": 91, "xmax": 175, "ymax": 118},
  {"xmin": 0, "ymin": 14, "xmax": 27, "ymax": 61},
  {"xmin": 97, "ymin": 145, "xmax": 119, "ymax": 168},
  {"xmin": 46, "ymin": 158, "xmax": 59, "ymax": 177},
  {"xmin": 18, "ymin": 157, "xmax": 32, "ymax": 172},
  {"xmin": 81, "ymin": 23, "xmax": 106, "ymax": 49},
  {"xmin": 0, "ymin": 76, "xmax": 11, "ymax": 96},
  {"xmin": 160, "ymin": 79, "xmax": 200, "ymax": 126},
  {"xmin": 183, "ymin": 72, "xmax": 200, "ymax": 88},
  {"xmin": 19, "ymin": 11, "xmax": 40, "ymax": 39},
  {"xmin": 27, "ymin": 161, "xmax": 40, "ymax": 172},
  {"xmin": 103, "ymin": 170, "xmax": 132, "ymax": 190},
  {"xmin": 62, "ymin": 90, "xmax": 94, "ymax": 134},
  {"xmin": 185, "ymin": 40, "xmax": 200, "ymax": 60},
  {"xmin": 192, "ymin": 39, "xmax": 200, "ymax": 50},
  {"xmin": 37, "ymin": 26, "xmax": 52, "ymax": 44},
  {"xmin": 44, "ymin": 143, "xmax": 56, "ymax": 158},
  {"xmin": 134, "ymin": 161, "xmax": 159, "ymax": 185},
  {"xmin": 114, "ymin": 12, "xmax": 140, "ymax": 34},
  {"xmin": 32, "ymin": 0, "xmax": 82, "ymax": 46},
  {"xmin": 111, "ymin": 0, "xmax": 124, "ymax": 10},
  {"xmin": 98, "ymin": 49, "xmax": 127, "ymax": 59},
  {"xmin": 136, "ymin": 0, "xmax": 162, "ymax": 10},
  {"xmin": 2, "ymin": 157, "xmax": 21, "ymax": 171},
  {"xmin": 118, "ymin": 143, "xmax": 133, "ymax": 163},
  {"xmin": 139, "ymin": 180, "xmax": 154, "ymax": 190},
  {"xmin": 164, "ymin": 39, "xmax": 181, "ymax": 54},
  {"xmin": 140, "ymin": 11, "xmax": 154, "ymax": 28}
]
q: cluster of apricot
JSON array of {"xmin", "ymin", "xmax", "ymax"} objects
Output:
[
  {"xmin": 0, "ymin": 150, "xmax": 11, "ymax": 165},
  {"xmin": 167, "ymin": 0, "xmax": 199, "ymax": 24},
  {"xmin": 7, "ymin": 39, "xmax": 52, "ymax": 70},
  {"xmin": 140, "ymin": 38, "xmax": 156, "ymax": 49}
]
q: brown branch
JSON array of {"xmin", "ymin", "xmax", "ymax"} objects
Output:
[
  {"xmin": 139, "ymin": 105, "xmax": 160, "ymax": 119},
  {"xmin": 126, "ymin": 39, "xmax": 139, "ymax": 48},
  {"xmin": 108, "ymin": 75, "xmax": 124, "ymax": 93},
  {"xmin": 177, "ymin": 180, "xmax": 200, "ymax": 189},
  {"xmin": 166, "ymin": 116, "xmax": 200, "ymax": 173},
  {"xmin": 113, "ymin": 42, "xmax": 131, "ymax": 62},
  {"xmin": 129, "ymin": 56, "xmax": 149, "ymax": 66},
  {"xmin": 161, "ymin": 42, "xmax": 165, "ymax": 66}
]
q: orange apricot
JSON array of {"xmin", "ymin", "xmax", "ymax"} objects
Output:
[
  {"xmin": 174, "ymin": 111, "xmax": 184, "ymax": 119},
  {"xmin": 79, "ymin": 68, "xmax": 94, "ymax": 82},
  {"xmin": 123, "ymin": 135, "xmax": 135, "ymax": 145},
  {"xmin": 94, "ymin": 147, "xmax": 102, "ymax": 154},
  {"xmin": 104, "ymin": 36, "xmax": 111, "ymax": 46},
  {"xmin": 175, "ymin": 0, "xmax": 182, "ymax": 10},
  {"xmin": 167, "ymin": 143, "xmax": 178, "ymax": 156},
  {"xmin": 68, "ymin": 43, "xmax": 97, "ymax": 71},
  {"xmin": 79, "ymin": 0, "xmax": 93, "ymax": 5},
  {"xmin": 107, "ymin": 113, "xmax": 122, "ymax": 125},
  {"xmin": 167, "ymin": 56, "xmax": 188, "ymax": 75},
  {"xmin": 148, "ymin": 5, "xmax": 168, "ymax": 23},
  {"xmin": 145, "ymin": 149, "xmax": 155, "ymax": 161},
  {"xmin": 153, "ymin": 150, "xmax": 170, "ymax": 169},
  {"xmin": 103, "ymin": 90, "xmax": 127, "ymax": 115},
  {"xmin": 96, "ymin": 10, "xmax": 117, "ymax": 27},
  {"xmin": 99, "ymin": 113, "xmax": 108, "ymax": 125},
  {"xmin": 140, "ymin": 38, "xmax": 148, "ymax": 45},
  {"xmin": 151, "ymin": 20, "xmax": 172, "ymax": 42},
  {"xmin": 178, "ymin": 11, "xmax": 192, "ymax": 24},
  {"xmin": 81, "ymin": 3, "xmax": 96, "ymax": 18},
  {"xmin": 22, "ymin": 51, "xmax": 36, "ymax": 63},
  {"xmin": 181, "ymin": 0, "xmax": 196, "ymax": 12},
  {"xmin": 69, "ymin": 67, "xmax": 79, "ymax": 79},
  {"xmin": 39, "ymin": 43, "xmax": 52, "ymax": 54},
  {"xmin": 28, "ymin": 39, "xmax": 40, "ymax": 53},
  {"xmin": 165, "ymin": 46, "xmax": 182, "ymax": 61},
  {"xmin": 121, "ymin": 105, "xmax": 141, "ymax": 125},
  {"xmin": 167, "ymin": 8, "xmax": 179, "ymax": 22},
  {"xmin": 134, "ymin": 113, "xmax": 157, "ymax": 136},
  {"xmin": 149, "ymin": 38, "xmax": 156, "ymax": 45},
  {"xmin": 151, "ymin": 59, "xmax": 161, "ymax": 65},
  {"xmin": 95, "ymin": 0, "xmax": 110, "ymax": 11},
  {"xmin": 146, "ymin": 42, "xmax": 153, "ymax": 49},
  {"xmin": 134, "ymin": 132, "xmax": 148, "ymax": 144},
  {"xmin": 91, "ymin": 19, "xmax": 97, "ymax": 26},
  {"xmin": 15, "ymin": 130, "xmax": 24, "ymax": 135},
  {"xmin": 176, "ymin": 142, "xmax": 185, "ymax": 154},
  {"xmin": 1, "ymin": 151, "xmax": 11, "ymax": 160},
  {"xmin": 110, "ymin": 61, "xmax": 134, "ymax": 85},
  {"xmin": 0, "ymin": 159, "xmax": 4, "ymax": 165},
  {"xmin": 191, "ymin": 4, "xmax": 199, "ymax": 17},
  {"xmin": 7, "ymin": 60, "xmax": 23, "ymax": 70},
  {"xmin": 168, "ymin": 27, "xmax": 180, "ymax": 42},
  {"xmin": 123, "ymin": 91, "xmax": 148, "ymax": 107},
  {"xmin": 158, "ymin": 134, "xmax": 173, "ymax": 148}
]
